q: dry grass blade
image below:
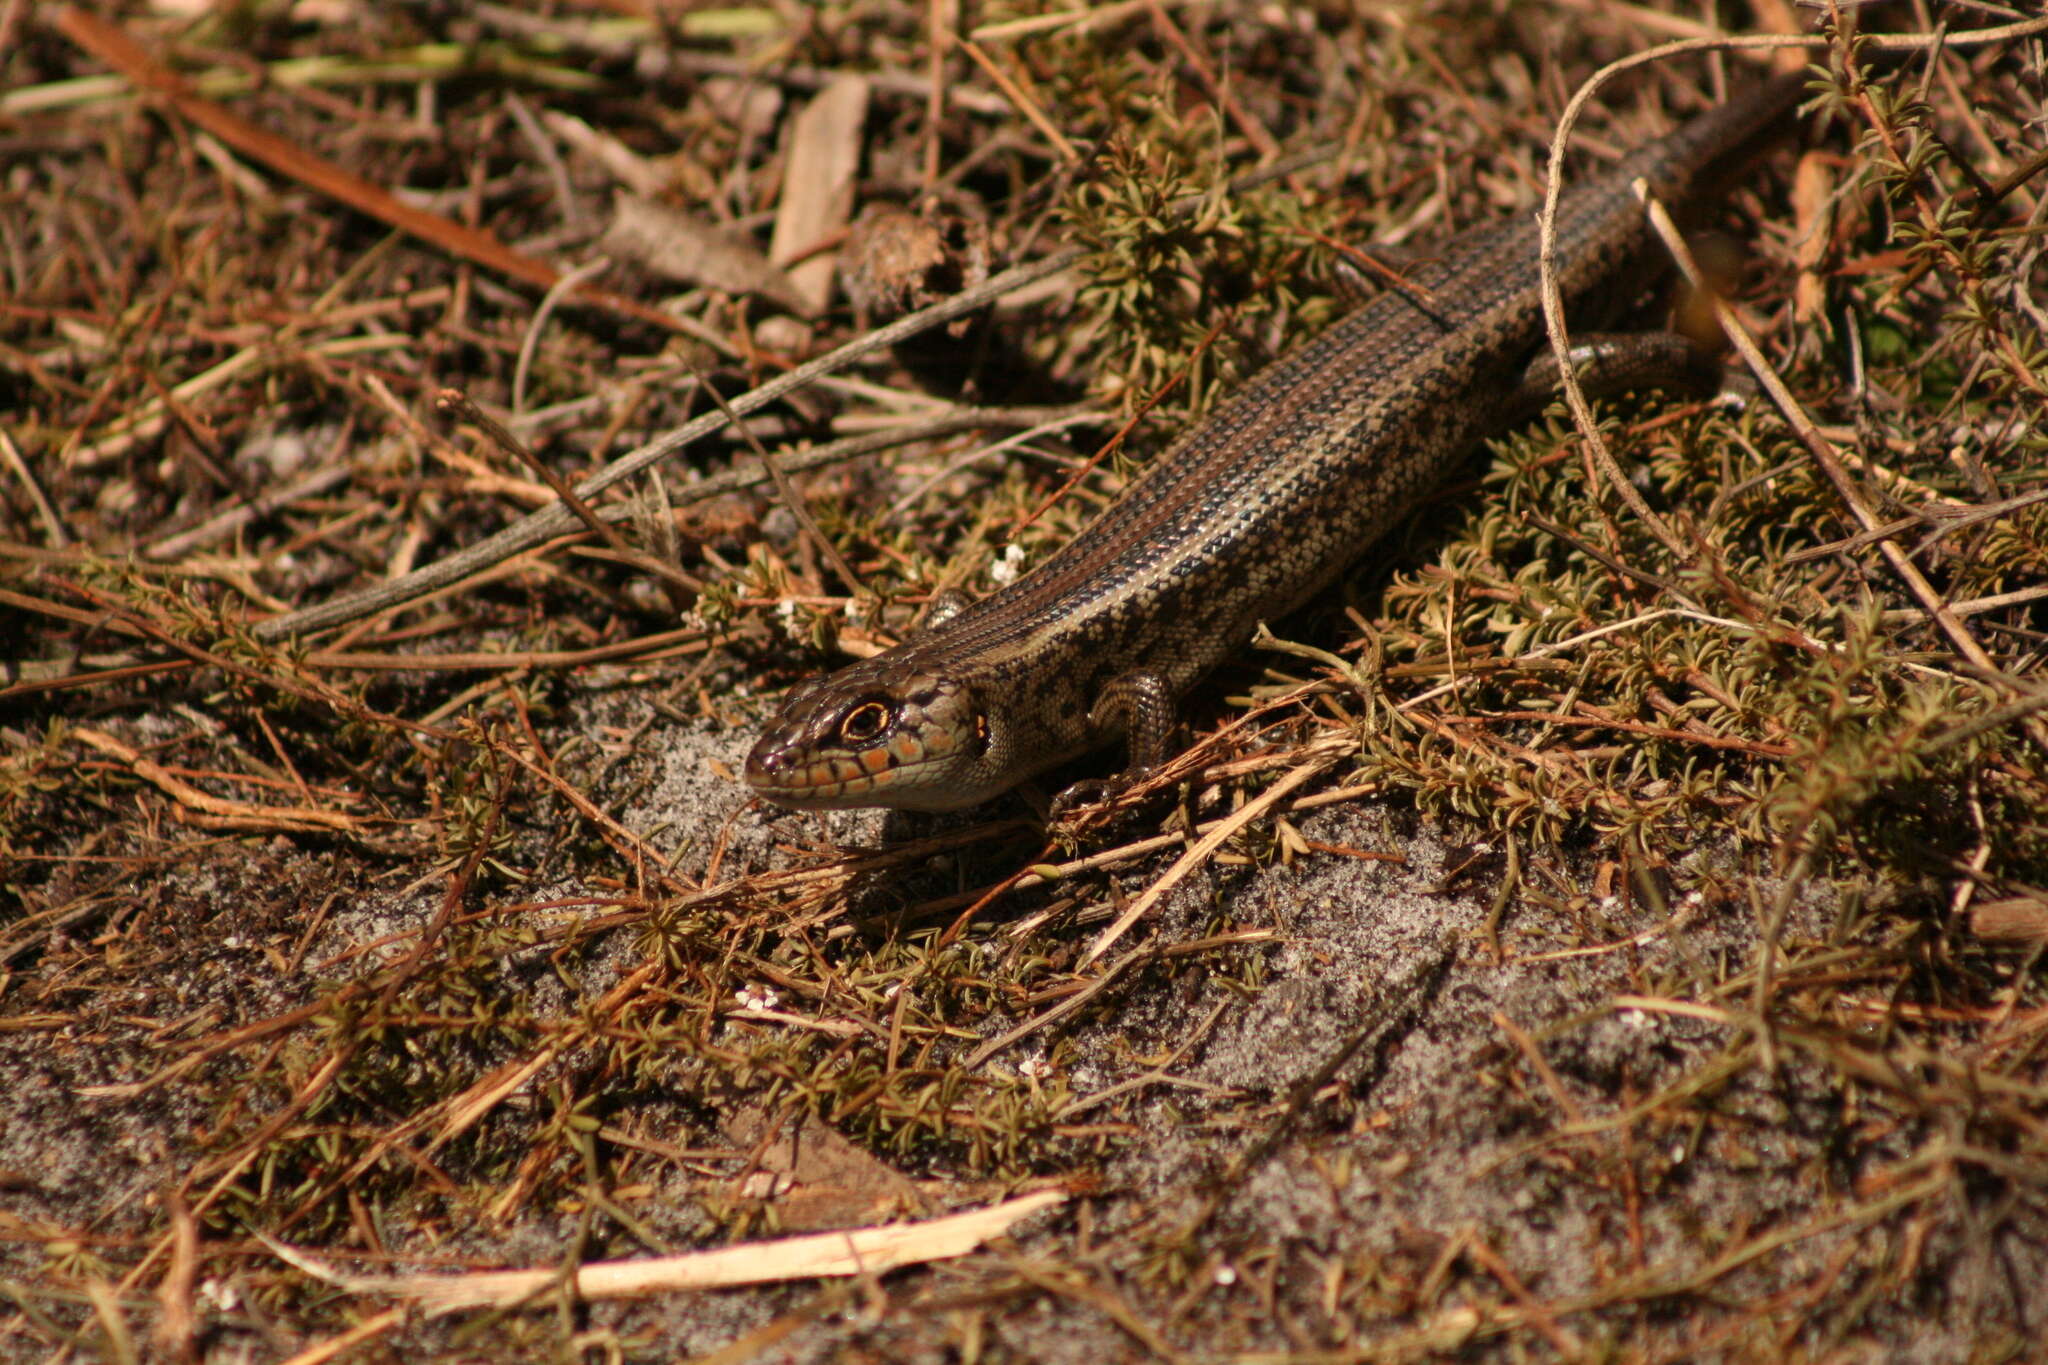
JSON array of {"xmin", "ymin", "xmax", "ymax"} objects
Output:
[
  {"xmin": 268, "ymin": 1190, "xmax": 1065, "ymax": 1314},
  {"xmin": 769, "ymin": 76, "xmax": 869, "ymax": 317},
  {"xmin": 71, "ymin": 728, "xmax": 370, "ymax": 834},
  {"xmin": 1077, "ymin": 749, "xmax": 1338, "ymax": 968}
]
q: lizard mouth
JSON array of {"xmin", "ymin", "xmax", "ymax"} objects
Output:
[
  {"xmin": 743, "ymin": 735, "xmax": 996, "ymax": 813},
  {"xmin": 745, "ymin": 736, "xmax": 914, "ymax": 810}
]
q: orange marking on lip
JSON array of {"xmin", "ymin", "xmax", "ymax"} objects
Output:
[
  {"xmin": 890, "ymin": 733, "xmax": 922, "ymax": 764},
  {"xmin": 861, "ymin": 748, "xmax": 891, "ymax": 775}
]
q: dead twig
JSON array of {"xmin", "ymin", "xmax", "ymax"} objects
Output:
[{"xmin": 262, "ymin": 1189, "xmax": 1067, "ymax": 1314}]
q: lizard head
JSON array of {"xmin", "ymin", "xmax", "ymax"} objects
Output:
[{"xmin": 744, "ymin": 660, "xmax": 1000, "ymax": 812}]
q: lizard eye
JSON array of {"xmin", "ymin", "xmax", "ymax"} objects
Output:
[{"xmin": 838, "ymin": 700, "xmax": 893, "ymax": 745}]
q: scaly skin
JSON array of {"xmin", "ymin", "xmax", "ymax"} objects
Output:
[{"xmin": 746, "ymin": 74, "xmax": 1807, "ymax": 812}]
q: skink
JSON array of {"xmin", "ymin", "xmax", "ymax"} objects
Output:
[{"xmin": 746, "ymin": 73, "xmax": 1807, "ymax": 812}]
